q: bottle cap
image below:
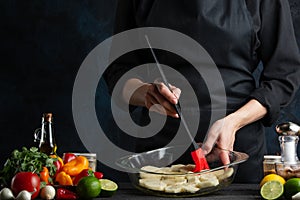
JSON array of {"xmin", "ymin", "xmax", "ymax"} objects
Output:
[{"xmin": 43, "ymin": 113, "xmax": 53, "ymax": 122}]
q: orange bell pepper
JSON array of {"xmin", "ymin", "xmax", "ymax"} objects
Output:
[
  {"xmin": 62, "ymin": 156, "xmax": 89, "ymax": 176},
  {"xmin": 40, "ymin": 166, "xmax": 50, "ymax": 184},
  {"xmin": 55, "ymin": 171, "xmax": 73, "ymax": 185}
]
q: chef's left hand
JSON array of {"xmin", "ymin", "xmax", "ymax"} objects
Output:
[{"xmin": 201, "ymin": 117, "xmax": 238, "ymax": 166}]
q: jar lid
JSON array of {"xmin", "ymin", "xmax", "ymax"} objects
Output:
[{"xmin": 264, "ymin": 155, "xmax": 281, "ymax": 161}]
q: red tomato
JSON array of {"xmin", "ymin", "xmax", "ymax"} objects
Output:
[
  {"xmin": 11, "ymin": 172, "xmax": 40, "ymax": 199},
  {"xmin": 63, "ymin": 153, "xmax": 76, "ymax": 164},
  {"xmin": 94, "ymin": 171, "xmax": 103, "ymax": 179}
]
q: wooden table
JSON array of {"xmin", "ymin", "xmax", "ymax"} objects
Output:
[{"xmin": 99, "ymin": 183, "xmax": 262, "ymax": 200}]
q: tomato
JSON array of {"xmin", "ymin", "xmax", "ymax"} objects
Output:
[
  {"xmin": 94, "ymin": 171, "xmax": 103, "ymax": 179},
  {"xmin": 11, "ymin": 172, "xmax": 40, "ymax": 199},
  {"xmin": 63, "ymin": 153, "xmax": 76, "ymax": 164}
]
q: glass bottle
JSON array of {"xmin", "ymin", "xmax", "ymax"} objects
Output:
[{"xmin": 34, "ymin": 113, "xmax": 57, "ymax": 155}]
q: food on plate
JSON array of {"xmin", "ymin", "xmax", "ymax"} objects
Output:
[{"xmin": 138, "ymin": 164, "xmax": 234, "ymax": 193}]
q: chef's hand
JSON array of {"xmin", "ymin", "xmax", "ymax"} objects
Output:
[
  {"xmin": 201, "ymin": 99, "xmax": 267, "ymax": 166},
  {"xmin": 123, "ymin": 78, "xmax": 181, "ymax": 118},
  {"xmin": 201, "ymin": 118, "xmax": 237, "ymax": 166},
  {"xmin": 145, "ymin": 81, "xmax": 181, "ymax": 118}
]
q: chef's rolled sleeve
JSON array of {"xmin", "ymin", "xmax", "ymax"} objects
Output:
[{"xmin": 248, "ymin": 0, "xmax": 300, "ymax": 126}]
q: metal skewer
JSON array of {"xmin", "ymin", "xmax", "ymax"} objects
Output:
[{"xmin": 144, "ymin": 35, "xmax": 199, "ymax": 150}]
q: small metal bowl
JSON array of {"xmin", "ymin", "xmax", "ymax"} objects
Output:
[{"xmin": 116, "ymin": 145, "xmax": 248, "ymax": 197}]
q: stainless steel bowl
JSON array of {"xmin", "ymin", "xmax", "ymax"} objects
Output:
[{"xmin": 116, "ymin": 145, "xmax": 248, "ymax": 197}]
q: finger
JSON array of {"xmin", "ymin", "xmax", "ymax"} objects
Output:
[
  {"xmin": 154, "ymin": 82, "xmax": 179, "ymax": 104},
  {"xmin": 169, "ymin": 85, "xmax": 181, "ymax": 100},
  {"xmin": 219, "ymin": 150, "xmax": 230, "ymax": 166},
  {"xmin": 145, "ymin": 90, "xmax": 179, "ymax": 118},
  {"xmin": 148, "ymin": 84, "xmax": 179, "ymax": 117},
  {"xmin": 201, "ymin": 131, "xmax": 220, "ymax": 155}
]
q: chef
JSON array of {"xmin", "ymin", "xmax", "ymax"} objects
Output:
[{"xmin": 104, "ymin": 0, "xmax": 300, "ymax": 183}]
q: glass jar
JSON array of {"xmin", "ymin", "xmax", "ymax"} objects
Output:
[{"xmin": 263, "ymin": 155, "xmax": 281, "ymax": 176}]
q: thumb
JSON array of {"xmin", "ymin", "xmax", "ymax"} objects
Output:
[{"xmin": 201, "ymin": 131, "xmax": 219, "ymax": 155}]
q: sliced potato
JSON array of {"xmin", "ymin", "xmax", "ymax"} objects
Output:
[
  {"xmin": 217, "ymin": 167, "xmax": 234, "ymax": 181},
  {"xmin": 139, "ymin": 179, "xmax": 167, "ymax": 191},
  {"xmin": 197, "ymin": 177, "xmax": 219, "ymax": 189},
  {"xmin": 170, "ymin": 164, "xmax": 186, "ymax": 172},
  {"xmin": 164, "ymin": 185, "xmax": 185, "ymax": 193},
  {"xmin": 199, "ymin": 173, "xmax": 217, "ymax": 181},
  {"xmin": 182, "ymin": 184, "xmax": 200, "ymax": 193},
  {"xmin": 179, "ymin": 164, "xmax": 195, "ymax": 173},
  {"xmin": 138, "ymin": 164, "xmax": 232, "ymax": 193},
  {"xmin": 186, "ymin": 174, "xmax": 201, "ymax": 184}
]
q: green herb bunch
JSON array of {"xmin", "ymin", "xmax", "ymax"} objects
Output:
[{"xmin": 0, "ymin": 147, "xmax": 57, "ymax": 186}]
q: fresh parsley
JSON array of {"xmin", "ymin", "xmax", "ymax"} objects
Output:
[{"xmin": 0, "ymin": 147, "xmax": 57, "ymax": 187}]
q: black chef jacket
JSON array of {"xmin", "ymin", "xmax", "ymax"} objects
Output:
[{"xmin": 103, "ymin": 0, "xmax": 300, "ymax": 183}]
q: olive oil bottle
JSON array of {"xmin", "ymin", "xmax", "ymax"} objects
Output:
[{"xmin": 34, "ymin": 113, "xmax": 57, "ymax": 155}]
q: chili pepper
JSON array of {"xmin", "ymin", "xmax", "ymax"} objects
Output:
[
  {"xmin": 55, "ymin": 171, "xmax": 73, "ymax": 185},
  {"xmin": 94, "ymin": 171, "xmax": 103, "ymax": 179},
  {"xmin": 40, "ymin": 166, "xmax": 50, "ymax": 184},
  {"xmin": 73, "ymin": 169, "xmax": 94, "ymax": 185},
  {"xmin": 62, "ymin": 156, "xmax": 89, "ymax": 176},
  {"xmin": 56, "ymin": 188, "xmax": 78, "ymax": 200}
]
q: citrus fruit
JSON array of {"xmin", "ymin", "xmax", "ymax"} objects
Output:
[
  {"xmin": 99, "ymin": 179, "xmax": 118, "ymax": 197},
  {"xmin": 260, "ymin": 180, "xmax": 284, "ymax": 200},
  {"xmin": 76, "ymin": 176, "xmax": 101, "ymax": 199},
  {"xmin": 260, "ymin": 174, "xmax": 286, "ymax": 188},
  {"xmin": 284, "ymin": 178, "xmax": 300, "ymax": 199}
]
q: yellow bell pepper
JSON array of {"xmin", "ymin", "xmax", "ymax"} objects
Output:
[
  {"xmin": 55, "ymin": 171, "xmax": 73, "ymax": 185},
  {"xmin": 62, "ymin": 156, "xmax": 89, "ymax": 176}
]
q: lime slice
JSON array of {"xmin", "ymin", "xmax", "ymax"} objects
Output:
[
  {"xmin": 99, "ymin": 179, "xmax": 118, "ymax": 197},
  {"xmin": 260, "ymin": 181, "xmax": 284, "ymax": 200}
]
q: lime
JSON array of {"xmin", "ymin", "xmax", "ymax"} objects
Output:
[
  {"xmin": 260, "ymin": 181, "xmax": 284, "ymax": 200},
  {"xmin": 260, "ymin": 174, "xmax": 286, "ymax": 188},
  {"xmin": 99, "ymin": 179, "xmax": 118, "ymax": 197},
  {"xmin": 284, "ymin": 178, "xmax": 300, "ymax": 199},
  {"xmin": 76, "ymin": 176, "xmax": 101, "ymax": 199}
]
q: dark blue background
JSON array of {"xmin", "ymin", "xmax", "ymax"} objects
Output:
[{"xmin": 0, "ymin": 0, "xmax": 299, "ymax": 182}]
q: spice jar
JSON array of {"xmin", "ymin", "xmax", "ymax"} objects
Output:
[{"xmin": 263, "ymin": 155, "xmax": 281, "ymax": 176}]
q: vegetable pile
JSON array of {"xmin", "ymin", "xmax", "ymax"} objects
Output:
[{"xmin": 0, "ymin": 147, "xmax": 118, "ymax": 200}]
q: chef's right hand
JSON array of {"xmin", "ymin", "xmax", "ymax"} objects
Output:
[
  {"xmin": 123, "ymin": 78, "xmax": 181, "ymax": 118},
  {"xmin": 145, "ymin": 81, "xmax": 181, "ymax": 118}
]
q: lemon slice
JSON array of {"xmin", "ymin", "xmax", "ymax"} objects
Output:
[
  {"xmin": 99, "ymin": 179, "xmax": 118, "ymax": 197},
  {"xmin": 260, "ymin": 181, "xmax": 284, "ymax": 200}
]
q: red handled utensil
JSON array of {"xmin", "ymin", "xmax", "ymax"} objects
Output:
[{"xmin": 145, "ymin": 35, "xmax": 209, "ymax": 172}]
